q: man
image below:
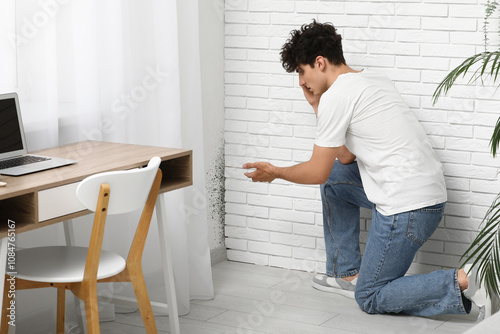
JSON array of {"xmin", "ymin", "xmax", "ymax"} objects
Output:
[{"xmin": 243, "ymin": 20, "xmax": 491, "ymax": 320}]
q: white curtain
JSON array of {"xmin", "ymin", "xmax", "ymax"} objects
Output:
[{"xmin": 0, "ymin": 0, "xmax": 213, "ymax": 316}]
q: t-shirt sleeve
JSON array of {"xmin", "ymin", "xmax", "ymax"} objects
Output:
[{"xmin": 314, "ymin": 92, "xmax": 352, "ymax": 148}]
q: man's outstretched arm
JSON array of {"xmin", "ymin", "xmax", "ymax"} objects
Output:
[{"xmin": 243, "ymin": 145, "xmax": 342, "ymax": 184}]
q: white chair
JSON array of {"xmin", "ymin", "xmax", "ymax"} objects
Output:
[{"xmin": 1, "ymin": 157, "xmax": 167, "ymax": 334}]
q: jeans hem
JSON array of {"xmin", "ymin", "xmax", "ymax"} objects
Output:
[
  {"xmin": 326, "ymin": 268, "xmax": 360, "ymax": 278},
  {"xmin": 377, "ymin": 270, "xmax": 471, "ymax": 315}
]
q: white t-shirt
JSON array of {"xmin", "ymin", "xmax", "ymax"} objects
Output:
[{"xmin": 315, "ymin": 69, "xmax": 447, "ymax": 216}]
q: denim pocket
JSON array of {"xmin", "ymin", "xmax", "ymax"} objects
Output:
[{"xmin": 406, "ymin": 203, "xmax": 445, "ymax": 245}]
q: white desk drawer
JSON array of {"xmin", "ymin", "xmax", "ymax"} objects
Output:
[{"xmin": 38, "ymin": 182, "xmax": 86, "ymax": 221}]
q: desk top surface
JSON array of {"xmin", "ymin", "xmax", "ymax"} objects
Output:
[{"xmin": 0, "ymin": 141, "xmax": 191, "ymax": 200}]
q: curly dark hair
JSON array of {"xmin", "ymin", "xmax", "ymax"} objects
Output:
[{"xmin": 280, "ymin": 20, "xmax": 345, "ymax": 73}]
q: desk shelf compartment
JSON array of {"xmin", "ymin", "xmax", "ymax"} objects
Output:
[
  {"xmin": 159, "ymin": 154, "xmax": 193, "ymax": 192},
  {"xmin": 0, "ymin": 192, "xmax": 37, "ymax": 235}
]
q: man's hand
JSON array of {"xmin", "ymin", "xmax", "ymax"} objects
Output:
[
  {"xmin": 243, "ymin": 162, "xmax": 276, "ymax": 183},
  {"xmin": 337, "ymin": 145, "xmax": 356, "ymax": 164},
  {"xmin": 302, "ymin": 85, "xmax": 320, "ymax": 114}
]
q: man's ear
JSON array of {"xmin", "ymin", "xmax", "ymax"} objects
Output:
[{"xmin": 315, "ymin": 56, "xmax": 327, "ymax": 72}]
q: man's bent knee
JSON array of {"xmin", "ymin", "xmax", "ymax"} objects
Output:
[{"xmin": 355, "ymin": 289, "xmax": 380, "ymax": 314}]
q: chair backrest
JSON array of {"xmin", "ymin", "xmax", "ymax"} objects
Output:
[
  {"xmin": 75, "ymin": 156, "xmax": 163, "ymax": 283},
  {"xmin": 76, "ymin": 157, "xmax": 161, "ymax": 215}
]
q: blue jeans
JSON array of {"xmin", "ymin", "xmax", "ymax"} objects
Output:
[{"xmin": 320, "ymin": 160, "xmax": 471, "ymax": 316}]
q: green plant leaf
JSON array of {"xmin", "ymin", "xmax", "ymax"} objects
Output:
[
  {"xmin": 432, "ymin": 53, "xmax": 487, "ymax": 105},
  {"xmin": 433, "ymin": 51, "xmax": 500, "ymax": 156},
  {"xmin": 490, "ymin": 52, "xmax": 500, "ymax": 79},
  {"xmin": 490, "ymin": 117, "xmax": 500, "ymax": 157},
  {"xmin": 481, "ymin": 52, "xmax": 495, "ymax": 76},
  {"xmin": 461, "ymin": 193, "xmax": 500, "ymax": 296}
]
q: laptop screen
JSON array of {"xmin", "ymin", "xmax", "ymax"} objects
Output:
[{"xmin": 0, "ymin": 97, "xmax": 24, "ymax": 154}]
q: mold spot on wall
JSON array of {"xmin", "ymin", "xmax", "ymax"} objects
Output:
[{"xmin": 206, "ymin": 135, "xmax": 225, "ymax": 248}]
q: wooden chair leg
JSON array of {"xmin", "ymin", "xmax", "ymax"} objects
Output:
[
  {"xmin": 0, "ymin": 276, "xmax": 11, "ymax": 334},
  {"xmin": 73, "ymin": 295, "xmax": 86, "ymax": 334},
  {"xmin": 57, "ymin": 288, "xmax": 66, "ymax": 334},
  {"xmin": 83, "ymin": 293, "xmax": 100, "ymax": 334},
  {"xmin": 129, "ymin": 267, "xmax": 157, "ymax": 334}
]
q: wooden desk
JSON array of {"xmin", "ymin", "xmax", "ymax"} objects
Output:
[{"xmin": 0, "ymin": 140, "xmax": 191, "ymax": 333}]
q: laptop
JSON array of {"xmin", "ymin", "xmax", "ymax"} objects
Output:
[{"xmin": 0, "ymin": 92, "xmax": 77, "ymax": 176}]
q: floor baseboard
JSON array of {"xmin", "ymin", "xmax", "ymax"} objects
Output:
[{"xmin": 210, "ymin": 246, "xmax": 227, "ymax": 266}]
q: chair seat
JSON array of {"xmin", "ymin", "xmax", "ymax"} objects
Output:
[{"xmin": 13, "ymin": 246, "xmax": 126, "ymax": 283}]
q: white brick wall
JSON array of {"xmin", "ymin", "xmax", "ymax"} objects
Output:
[{"xmin": 224, "ymin": 0, "xmax": 500, "ymax": 274}]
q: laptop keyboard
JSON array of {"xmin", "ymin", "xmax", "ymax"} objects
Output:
[{"xmin": 0, "ymin": 155, "xmax": 50, "ymax": 170}]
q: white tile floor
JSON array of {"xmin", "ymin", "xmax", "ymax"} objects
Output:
[{"xmin": 100, "ymin": 260, "xmax": 480, "ymax": 333}]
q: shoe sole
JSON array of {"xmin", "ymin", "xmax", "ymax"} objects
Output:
[{"xmin": 312, "ymin": 281, "xmax": 355, "ymax": 299}]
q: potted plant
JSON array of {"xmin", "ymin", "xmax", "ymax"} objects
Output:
[{"xmin": 432, "ymin": 1, "xmax": 500, "ymax": 297}]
